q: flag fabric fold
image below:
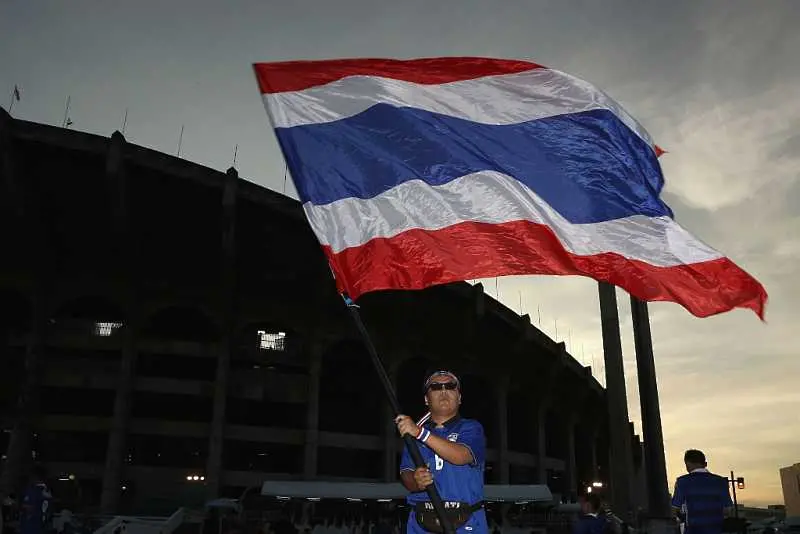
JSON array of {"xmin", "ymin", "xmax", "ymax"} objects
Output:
[{"xmin": 253, "ymin": 57, "xmax": 767, "ymax": 319}]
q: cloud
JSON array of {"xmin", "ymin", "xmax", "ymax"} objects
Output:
[{"xmin": 654, "ymin": 82, "xmax": 800, "ymax": 212}]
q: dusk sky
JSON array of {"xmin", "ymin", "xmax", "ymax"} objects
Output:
[{"xmin": 2, "ymin": 0, "xmax": 798, "ymax": 506}]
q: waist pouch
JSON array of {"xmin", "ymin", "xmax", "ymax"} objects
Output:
[{"xmin": 414, "ymin": 501, "xmax": 483, "ymax": 533}]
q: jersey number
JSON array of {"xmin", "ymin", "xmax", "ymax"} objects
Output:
[{"xmin": 434, "ymin": 454, "xmax": 444, "ymax": 471}]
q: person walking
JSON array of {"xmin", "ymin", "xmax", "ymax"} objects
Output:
[{"xmin": 671, "ymin": 450, "xmax": 733, "ymax": 534}]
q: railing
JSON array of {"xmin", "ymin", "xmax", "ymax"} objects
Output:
[
  {"xmin": 160, "ymin": 508, "xmax": 188, "ymax": 534},
  {"xmin": 93, "ymin": 508, "xmax": 186, "ymax": 534}
]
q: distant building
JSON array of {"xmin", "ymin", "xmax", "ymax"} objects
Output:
[
  {"xmin": 736, "ymin": 505, "xmax": 785, "ymax": 522},
  {"xmin": 781, "ymin": 463, "xmax": 800, "ymax": 517}
]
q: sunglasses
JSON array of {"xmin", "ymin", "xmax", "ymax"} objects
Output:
[{"xmin": 426, "ymin": 382, "xmax": 459, "ymax": 391}]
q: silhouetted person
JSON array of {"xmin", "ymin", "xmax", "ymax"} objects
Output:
[
  {"xmin": 573, "ymin": 494, "xmax": 609, "ymax": 534},
  {"xmin": 671, "ymin": 450, "xmax": 733, "ymax": 534},
  {"xmin": 19, "ymin": 466, "xmax": 51, "ymax": 534}
]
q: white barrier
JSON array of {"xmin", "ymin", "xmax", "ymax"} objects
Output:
[{"xmin": 93, "ymin": 508, "xmax": 186, "ymax": 534}]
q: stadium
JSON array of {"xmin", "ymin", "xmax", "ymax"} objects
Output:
[{"xmin": 0, "ymin": 108, "xmax": 644, "ymax": 516}]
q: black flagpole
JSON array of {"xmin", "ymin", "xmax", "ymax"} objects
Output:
[{"xmin": 343, "ymin": 295, "xmax": 456, "ymax": 534}]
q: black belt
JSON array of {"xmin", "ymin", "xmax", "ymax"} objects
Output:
[{"xmin": 413, "ymin": 501, "xmax": 484, "ymax": 533}]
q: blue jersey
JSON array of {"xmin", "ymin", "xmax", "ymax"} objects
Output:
[
  {"xmin": 400, "ymin": 416, "xmax": 487, "ymax": 534},
  {"xmin": 671, "ymin": 471, "xmax": 732, "ymax": 534},
  {"xmin": 572, "ymin": 514, "xmax": 609, "ymax": 534},
  {"xmin": 20, "ymin": 483, "xmax": 52, "ymax": 534}
]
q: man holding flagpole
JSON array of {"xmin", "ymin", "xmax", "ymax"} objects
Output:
[{"xmin": 395, "ymin": 371, "xmax": 487, "ymax": 534}]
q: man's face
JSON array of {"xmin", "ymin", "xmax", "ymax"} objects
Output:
[{"xmin": 425, "ymin": 374, "xmax": 460, "ymax": 415}]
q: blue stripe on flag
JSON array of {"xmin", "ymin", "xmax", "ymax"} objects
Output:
[{"xmin": 275, "ymin": 106, "xmax": 671, "ymax": 225}]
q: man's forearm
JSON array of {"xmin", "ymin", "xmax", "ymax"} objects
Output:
[
  {"xmin": 401, "ymin": 471, "xmax": 423, "ymax": 492},
  {"xmin": 422, "ymin": 434, "xmax": 473, "ymax": 465}
]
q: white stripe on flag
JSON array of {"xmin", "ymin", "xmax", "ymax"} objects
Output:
[
  {"xmin": 263, "ymin": 68, "xmax": 654, "ymax": 147},
  {"xmin": 303, "ymin": 170, "xmax": 723, "ymax": 267}
]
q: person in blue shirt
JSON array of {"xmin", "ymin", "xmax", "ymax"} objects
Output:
[
  {"xmin": 19, "ymin": 465, "xmax": 52, "ymax": 534},
  {"xmin": 572, "ymin": 494, "xmax": 610, "ymax": 534},
  {"xmin": 395, "ymin": 370, "xmax": 487, "ymax": 534},
  {"xmin": 671, "ymin": 450, "xmax": 733, "ymax": 534}
]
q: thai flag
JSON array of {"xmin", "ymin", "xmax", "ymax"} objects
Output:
[{"xmin": 253, "ymin": 57, "xmax": 767, "ymax": 319}]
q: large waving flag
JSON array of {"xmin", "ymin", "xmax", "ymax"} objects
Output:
[{"xmin": 253, "ymin": 57, "xmax": 767, "ymax": 319}]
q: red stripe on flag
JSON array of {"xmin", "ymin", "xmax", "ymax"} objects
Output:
[
  {"xmin": 253, "ymin": 57, "xmax": 543, "ymax": 94},
  {"xmin": 324, "ymin": 220, "xmax": 766, "ymax": 320}
]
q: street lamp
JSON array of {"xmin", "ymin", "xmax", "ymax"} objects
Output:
[
  {"xmin": 586, "ymin": 481, "xmax": 604, "ymax": 494},
  {"xmin": 727, "ymin": 471, "xmax": 745, "ymax": 518}
]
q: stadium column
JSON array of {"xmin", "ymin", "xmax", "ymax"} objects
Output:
[
  {"xmin": 0, "ymin": 293, "xmax": 47, "ymax": 498},
  {"xmin": 206, "ymin": 167, "xmax": 239, "ymax": 500},
  {"xmin": 381, "ymin": 362, "xmax": 400, "ymax": 482},
  {"xmin": 535, "ymin": 401, "xmax": 548, "ymax": 485},
  {"xmin": 496, "ymin": 376, "xmax": 510, "ymax": 484},
  {"xmin": 100, "ymin": 131, "xmax": 141, "ymax": 514},
  {"xmin": 630, "ymin": 296, "xmax": 671, "ymax": 517},
  {"xmin": 597, "ymin": 282, "xmax": 633, "ymax": 517},
  {"xmin": 101, "ymin": 313, "xmax": 139, "ymax": 513},
  {"xmin": 564, "ymin": 414, "xmax": 578, "ymax": 501},
  {"xmin": 534, "ymin": 349, "xmax": 564, "ymax": 485},
  {"xmin": 304, "ymin": 341, "xmax": 323, "ymax": 479},
  {"xmin": 0, "ymin": 109, "xmax": 50, "ymax": 497}
]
